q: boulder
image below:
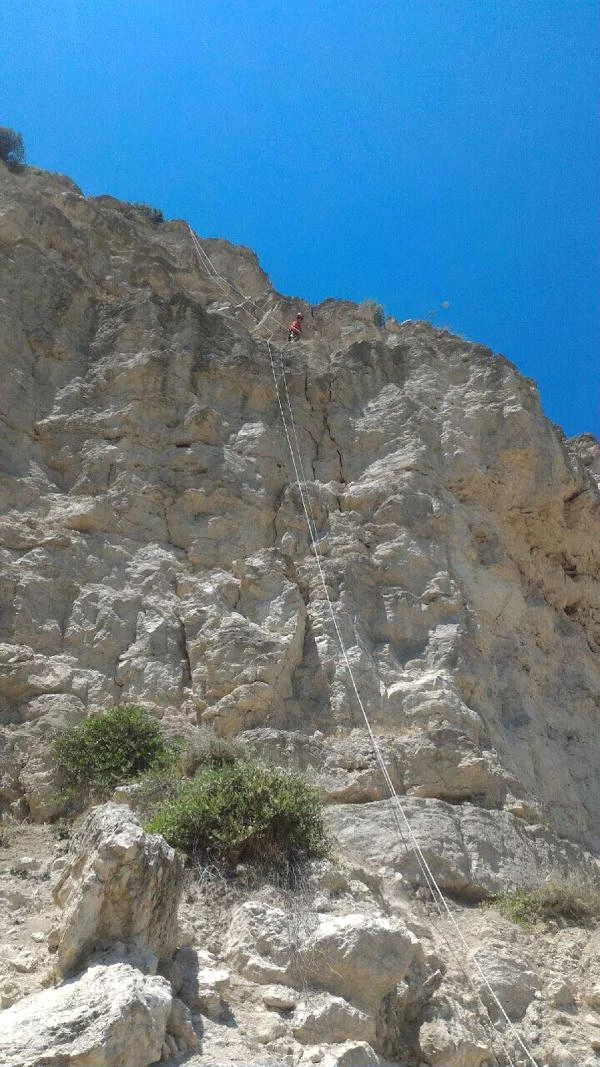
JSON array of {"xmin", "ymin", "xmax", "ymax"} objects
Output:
[
  {"xmin": 303, "ymin": 913, "xmax": 421, "ymax": 1012},
  {"xmin": 320, "ymin": 1042, "xmax": 384, "ymax": 1066},
  {"xmin": 418, "ymin": 1018, "xmax": 491, "ymax": 1067},
  {"xmin": 225, "ymin": 901, "xmax": 420, "ymax": 1014},
  {"xmin": 51, "ymin": 803, "xmax": 183, "ymax": 976},
  {"xmin": 292, "ymin": 993, "xmax": 375, "ymax": 1044},
  {"xmin": 0, "ymin": 962, "xmax": 171, "ymax": 1067},
  {"xmin": 225, "ymin": 901, "xmax": 296, "ymax": 984},
  {"xmin": 472, "ymin": 948, "xmax": 541, "ymax": 1020}
]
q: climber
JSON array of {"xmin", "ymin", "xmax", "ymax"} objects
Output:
[{"xmin": 287, "ymin": 312, "xmax": 304, "ymax": 342}]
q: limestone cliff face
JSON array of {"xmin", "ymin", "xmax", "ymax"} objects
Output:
[{"xmin": 1, "ymin": 161, "xmax": 599, "ymax": 863}]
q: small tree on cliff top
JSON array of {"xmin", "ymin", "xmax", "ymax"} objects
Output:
[{"xmin": 0, "ymin": 128, "xmax": 25, "ymax": 166}]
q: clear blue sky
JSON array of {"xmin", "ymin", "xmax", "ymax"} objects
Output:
[{"xmin": 3, "ymin": 0, "xmax": 598, "ymax": 436}]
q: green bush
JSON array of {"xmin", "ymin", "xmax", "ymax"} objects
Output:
[
  {"xmin": 55, "ymin": 704, "xmax": 180, "ymax": 800},
  {"xmin": 490, "ymin": 888, "xmax": 540, "ymax": 926},
  {"xmin": 490, "ymin": 873, "xmax": 600, "ymax": 926},
  {"xmin": 0, "ymin": 127, "xmax": 25, "ymax": 167},
  {"xmin": 146, "ymin": 760, "xmax": 328, "ymax": 870}
]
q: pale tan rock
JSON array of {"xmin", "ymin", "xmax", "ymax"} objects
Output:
[
  {"xmin": 162, "ymin": 946, "xmax": 230, "ymax": 1019},
  {"xmin": 303, "ymin": 912, "xmax": 420, "ymax": 1013},
  {"xmin": 292, "ymin": 993, "xmax": 375, "ymax": 1044},
  {"xmin": 1, "ymin": 160, "xmax": 600, "ymax": 1067},
  {"xmin": 472, "ymin": 948, "xmax": 541, "ymax": 1021},
  {"xmin": 545, "ymin": 977, "xmax": 575, "ymax": 1008},
  {"xmin": 225, "ymin": 901, "xmax": 420, "ymax": 1015},
  {"xmin": 262, "ymin": 984, "xmax": 298, "ymax": 1011},
  {"xmin": 0, "ymin": 962, "xmax": 171, "ymax": 1067},
  {"xmin": 2, "ymin": 161, "xmax": 599, "ymax": 859},
  {"xmin": 418, "ymin": 1018, "xmax": 491, "ymax": 1067},
  {"xmin": 328, "ymin": 798, "xmax": 600, "ymax": 899},
  {"xmin": 254, "ymin": 1011, "xmax": 289, "ymax": 1044},
  {"xmin": 51, "ymin": 803, "xmax": 183, "ymax": 977},
  {"xmin": 578, "ymin": 930, "xmax": 600, "ymax": 1010},
  {"xmin": 166, "ymin": 995, "xmax": 201, "ymax": 1053},
  {"xmin": 225, "ymin": 901, "xmax": 295, "ymax": 985},
  {"xmin": 583, "ymin": 985, "xmax": 600, "ymax": 1010},
  {"xmin": 320, "ymin": 1041, "xmax": 383, "ymax": 1067}
]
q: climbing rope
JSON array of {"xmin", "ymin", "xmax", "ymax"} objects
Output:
[
  {"xmin": 266, "ymin": 338, "xmax": 530, "ymax": 1067},
  {"xmin": 188, "ymin": 225, "xmax": 286, "ymax": 338},
  {"xmin": 185, "ymin": 226, "xmax": 543, "ymax": 1067}
]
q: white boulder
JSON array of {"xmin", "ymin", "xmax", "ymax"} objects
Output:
[
  {"xmin": 51, "ymin": 803, "xmax": 183, "ymax": 976},
  {"xmin": 292, "ymin": 993, "xmax": 375, "ymax": 1044},
  {"xmin": 303, "ymin": 912, "xmax": 421, "ymax": 1012},
  {"xmin": 0, "ymin": 962, "xmax": 171, "ymax": 1067}
]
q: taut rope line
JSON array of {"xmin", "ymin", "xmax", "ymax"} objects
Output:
[{"xmin": 186, "ymin": 225, "xmax": 543, "ymax": 1067}]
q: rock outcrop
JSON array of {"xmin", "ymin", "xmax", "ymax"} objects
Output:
[
  {"xmin": 0, "ymin": 963, "xmax": 172, "ymax": 1067},
  {"xmin": 1, "ymin": 162, "xmax": 599, "ymax": 858},
  {"xmin": 329, "ymin": 796, "xmax": 600, "ymax": 898},
  {"xmin": 0, "ymin": 805, "xmax": 199, "ymax": 1067},
  {"xmin": 51, "ymin": 803, "xmax": 183, "ymax": 977},
  {"xmin": 224, "ymin": 901, "xmax": 424, "ymax": 1013},
  {"xmin": 1, "ymin": 160, "xmax": 599, "ymax": 1066}
]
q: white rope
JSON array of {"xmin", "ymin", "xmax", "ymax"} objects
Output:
[
  {"xmin": 267, "ymin": 337, "xmax": 528, "ymax": 1067},
  {"xmin": 188, "ymin": 225, "xmax": 288, "ymax": 336},
  {"xmin": 185, "ymin": 228, "xmax": 542, "ymax": 1067},
  {"xmin": 275, "ymin": 347, "xmax": 321, "ymax": 546}
]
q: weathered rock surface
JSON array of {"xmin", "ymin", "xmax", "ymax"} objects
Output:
[
  {"xmin": 1, "ymin": 161, "xmax": 600, "ymax": 1066},
  {"xmin": 291, "ymin": 993, "xmax": 375, "ymax": 1044},
  {"xmin": 0, "ymin": 962, "xmax": 171, "ymax": 1067},
  {"xmin": 51, "ymin": 803, "xmax": 183, "ymax": 977},
  {"xmin": 224, "ymin": 899, "xmax": 423, "ymax": 1016},
  {"xmin": 319, "ymin": 1042, "xmax": 384, "ymax": 1066},
  {"xmin": 329, "ymin": 796, "xmax": 600, "ymax": 898},
  {"xmin": 161, "ymin": 946, "xmax": 231, "ymax": 1020},
  {"xmin": 1, "ymin": 161, "xmax": 599, "ymax": 861},
  {"xmin": 417, "ymin": 1017, "xmax": 491, "ymax": 1067}
]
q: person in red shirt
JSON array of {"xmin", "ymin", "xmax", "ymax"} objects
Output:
[{"xmin": 287, "ymin": 312, "xmax": 304, "ymax": 342}]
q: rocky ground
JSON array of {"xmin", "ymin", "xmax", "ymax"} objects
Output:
[
  {"xmin": 0, "ymin": 159, "xmax": 599, "ymax": 1065},
  {"xmin": 1, "ymin": 808, "xmax": 600, "ymax": 1066}
]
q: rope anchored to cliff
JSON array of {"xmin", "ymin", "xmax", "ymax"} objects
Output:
[{"xmin": 186, "ymin": 224, "xmax": 543, "ymax": 1067}]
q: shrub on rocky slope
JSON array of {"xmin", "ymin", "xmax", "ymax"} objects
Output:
[
  {"xmin": 147, "ymin": 760, "xmax": 329, "ymax": 870},
  {"xmin": 54, "ymin": 704, "xmax": 181, "ymax": 804}
]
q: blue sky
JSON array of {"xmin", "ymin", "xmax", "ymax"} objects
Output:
[{"xmin": 3, "ymin": 0, "xmax": 598, "ymax": 436}]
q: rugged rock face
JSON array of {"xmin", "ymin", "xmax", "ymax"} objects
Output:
[
  {"xmin": 1, "ymin": 161, "xmax": 599, "ymax": 849},
  {"xmin": 1, "ymin": 160, "xmax": 600, "ymax": 1065}
]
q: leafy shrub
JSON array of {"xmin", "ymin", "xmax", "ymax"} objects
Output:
[
  {"xmin": 146, "ymin": 760, "xmax": 328, "ymax": 870},
  {"xmin": 0, "ymin": 128, "xmax": 25, "ymax": 166},
  {"xmin": 489, "ymin": 888, "xmax": 540, "ymax": 926},
  {"xmin": 55, "ymin": 704, "xmax": 181, "ymax": 801},
  {"xmin": 102, "ymin": 727, "xmax": 246, "ymax": 820},
  {"xmin": 133, "ymin": 202, "xmax": 164, "ymax": 225},
  {"xmin": 490, "ymin": 873, "xmax": 600, "ymax": 926}
]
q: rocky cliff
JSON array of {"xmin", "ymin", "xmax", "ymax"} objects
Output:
[{"xmin": 1, "ymin": 161, "xmax": 599, "ymax": 1067}]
